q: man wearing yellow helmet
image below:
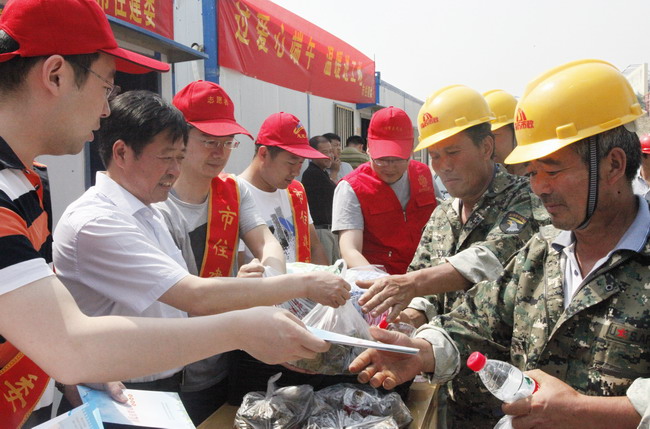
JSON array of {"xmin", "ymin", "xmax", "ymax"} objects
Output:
[
  {"xmin": 350, "ymin": 60, "xmax": 649, "ymax": 428},
  {"xmin": 483, "ymin": 89, "xmax": 527, "ymax": 176},
  {"xmin": 357, "ymin": 85, "xmax": 548, "ymax": 326}
]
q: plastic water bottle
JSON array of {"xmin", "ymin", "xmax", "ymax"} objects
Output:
[{"xmin": 467, "ymin": 351, "xmax": 538, "ymax": 429}]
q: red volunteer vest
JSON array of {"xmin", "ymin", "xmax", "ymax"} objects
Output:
[
  {"xmin": 199, "ymin": 173, "xmax": 241, "ymax": 277},
  {"xmin": 286, "ymin": 180, "xmax": 311, "ymax": 262},
  {"xmin": 346, "ymin": 161, "xmax": 436, "ymax": 274}
]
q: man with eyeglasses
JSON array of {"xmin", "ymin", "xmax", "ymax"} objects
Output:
[
  {"xmin": 332, "ymin": 106, "xmax": 437, "ymax": 275},
  {"xmin": 0, "ymin": 0, "xmax": 339, "ymax": 426},
  {"xmin": 53, "ymin": 91, "xmax": 350, "ymax": 421},
  {"xmin": 158, "ymin": 80, "xmax": 285, "ymax": 280},
  {"xmin": 151, "ymin": 81, "xmax": 289, "ymax": 422}
]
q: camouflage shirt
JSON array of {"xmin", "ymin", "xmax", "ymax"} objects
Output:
[
  {"xmin": 408, "ymin": 163, "xmax": 549, "ymax": 319},
  {"xmin": 420, "ymin": 204, "xmax": 650, "ymax": 427}
]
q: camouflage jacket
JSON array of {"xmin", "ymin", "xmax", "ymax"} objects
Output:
[
  {"xmin": 408, "ymin": 163, "xmax": 549, "ymax": 318},
  {"xmin": 430, "ymin": 222, "xmax": 650, "ymax": 427}
]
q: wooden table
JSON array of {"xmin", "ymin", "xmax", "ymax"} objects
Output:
[{"xmin": 198, "ymin": 381, "xmax": 439, "ymax": 429}]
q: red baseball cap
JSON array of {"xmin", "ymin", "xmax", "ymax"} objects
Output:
[
  {"xmin": 173, "ymin": 81, "xmax": 252, "ymax": 138},
  {"xmin": 256, "ymin": 112, "xmax": 327, "ymax": 159},
  {"xmin": 368, "ymin": 106, "xmax": 414, "ymax": 159},
  {"xmin": 0, "ymin": 0, "xmax": 169, "ymax": 74},
  {"xmin": 641, "ymin": 134, "xmax": 650, "ymax": 154}
]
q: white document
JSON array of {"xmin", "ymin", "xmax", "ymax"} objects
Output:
[
  {"xmin": 308, "ymin": 326, "xmax": 420, "ymax": 354},
  {"xmin": 78, "ymin": 385, "xmax": 195, "ymax": 429},
  {"xmin": 33, "ymin": 402, "xmax": 103, "ymax": 429}
]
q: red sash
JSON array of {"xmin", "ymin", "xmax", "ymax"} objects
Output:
[
  {"xmin": 199, "ymin": 173, "xmax": 241, "ymax": 278},
  {"xmin": 286, "ymin": 180, "xmax": 311, "ymax": 262},
  {"xmin": 0, "ymin": 342, "xmax": 50, "ymax": 429}
]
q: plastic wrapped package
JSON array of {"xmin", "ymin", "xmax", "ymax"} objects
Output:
[
  {"xmin": 343, "ymin": 265, "xmax": 390, "ymax": 326},
  {"xmin": 234, "ymin": 373, "xmax": 314, "ymax": 429},
  {"xmin": 316, "ymin": 384, "xmax": 412, "ymax": 428},
  {"xmin": 266, "ymin": 260, "xmax": 345, "ymax": 319},
  {"xmin": 289, "ymin": 299, "xmax": 373, "ymax": 374},
  {"xmin": 303, "ymin": 384, "xmax": 411, "ymax": 428}
]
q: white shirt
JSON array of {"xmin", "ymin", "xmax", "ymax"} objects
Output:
[
  {"xmin": 53, "ymin": 172, "xmax": 188, "ymax": 382},
  {"xmin": 237, "ymin": 177, "xmax": 313, "ymax": 263},
  {"xmin": 327, "ymin": 161, "xmax": 354, "ymax": 182}
]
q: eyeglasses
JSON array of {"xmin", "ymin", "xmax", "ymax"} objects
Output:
[
  {"xmin": 200, "ymin": 139, "xmax": 240, "ymax": 150},
  {"xmin": 78, "ymin": 64, "xmax": 121, "ymax": 99},
  {"xmin": 372, "ymin": 157, "xmax": 409, "ymax": 167}
]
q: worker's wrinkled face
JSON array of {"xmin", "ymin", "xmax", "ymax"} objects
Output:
[
  {"xmin": 526, "ymin": 145, "xmax": 589, "ymax": 230},
  {"xmin": 428, "ymin": 131, "xmax": 493, "ymax": 201}
]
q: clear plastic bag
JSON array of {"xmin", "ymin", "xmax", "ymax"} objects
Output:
[
  {"xmin": 266, "ymin": 260, "xmax": 346, "ymax": 320},
  {"xmin": 304, "ymin": 384, "xmax": 411, "ymax": 428},
  {"xmin": 234, "ymin": 373, "xmax": 314, "ymax": 429},
  {"xmin": 235, "ymin": 378, "xmax": 412, "ymax": 429},
  {"xmin": 343, "ymin": 265, "xmax": 390, "ymax": 326},
  {"xmin": 290, "ymin": 299, "xmax": 373, "ymax": 374}
]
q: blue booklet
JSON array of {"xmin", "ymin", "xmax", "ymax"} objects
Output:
[
  {"xmin": 33, "ymin": 402, "xmax": 103, "ymax": 428},
  {"xmin": 78, "ymin": 385, "xmax": 195, "ymax": 428}
]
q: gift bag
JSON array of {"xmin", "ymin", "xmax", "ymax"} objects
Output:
[
  {"xmin": 290, "ymin": 299, "xmax": 373, "ymax": 375},
  {"xmin": 343, "ymin": 265, "xmax": 391, "ymax": 326},
  {"xmin": 265, "ymin": 260, "xmax": 346, "ymax": 319},
  {"xmin": 303, "ymin": 383, "xmax": 412, "ymax": 428},
  {"xmin": 234, "ymin": 373, "xmax": 314, "ymax": 429}
]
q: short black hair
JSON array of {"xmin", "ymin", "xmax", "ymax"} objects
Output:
[
  {"xmin": 463, "ymin": 122, "xmax": 495, "ymax": 158},
  {"xmin": 570, "ymin": 125, "xmax": 640, "ymax": 182},
  {"xmin": 309, "ymin": 135, "xmax": 328, "ymax": 150},
  {"xmin": 0, "ymin": 30, "xmax": 98, "ymax": 93},
  {"xmin": 346, "ymin": 135, "xmax": 365, "ymax": 147},
  {"xmin": 323, "ymin": 133, "xmax": 341, "ymax": 142},
  {"xmin": 97, "ymin": 90, "xmax": 188, "ymax": 168}
]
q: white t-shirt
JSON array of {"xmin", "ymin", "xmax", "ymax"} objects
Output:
[
  {"xmin": 238, "ymin": 177, "xmax": 313, "ymax": 263},
  {"xmin": 156, "ymin": 176, "xmax": 264, "ymax": 277}
]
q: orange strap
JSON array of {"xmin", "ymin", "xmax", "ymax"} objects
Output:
[
  {"xmin": 286, "ymin": 180, "xmax": 311, "ymax": 262},
  {"xmin": 199, "ymin": 174, "xmax": 241, "ymax": 278},
  {"xmin": 0, "ymin": 343, "xmax": 50, "ymax": 429}
]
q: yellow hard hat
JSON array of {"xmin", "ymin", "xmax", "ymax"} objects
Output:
[
  {"xmin": 483, "ymin": 89, "xmax": 517, "ymax": 131},
  {"xmin": 414, "ymin": 85, "xmax": 494, "ymax": 152},
  {"xmin": 505, "ymin": 59, "xmax": 644, "ymax": 164}
]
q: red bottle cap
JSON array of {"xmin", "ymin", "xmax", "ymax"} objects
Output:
[{"xmin": 467, "ymin": 351, "xmax": 487, "ymax": 372}]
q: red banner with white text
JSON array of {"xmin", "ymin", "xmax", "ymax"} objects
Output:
[
  {"xmin": 218, "ymin": 0, "xmax": 376, "ymax": 104},
  {"xmin": 95, "ymin": 0, "xmax": 173, "ymax": 39}
]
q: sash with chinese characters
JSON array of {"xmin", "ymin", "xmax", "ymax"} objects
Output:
[
  {"xmin": 199, "ymin": 174, "xmax": 241, "ymax": 278},
  {"xmin": 286, "ymin": 180, "xmax": 311, "ymax": 262},
  {"xmin": 0, "ymin": 341, "xmax": 50, "ymax": 428}
]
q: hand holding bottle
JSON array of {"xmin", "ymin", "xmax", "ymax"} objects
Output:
[{"xmin": 467, "ymin": 352, "xmax": 538, "ymax": 429}]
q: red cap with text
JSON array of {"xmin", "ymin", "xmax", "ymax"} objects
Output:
[
  {"xmin": 0, "ymin": 0, "xmax": 169, "ymax": 73},
  {"xmin": 368, "ymin": 106, "xmax": 414, "ymax": 159},
  {"xmin": 256, "ymin": 112, "xmax": 327, "ymax": 159},
  {"xmin": 173, "ymin": 81, "xmax": 252, "ymax": 138}
]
